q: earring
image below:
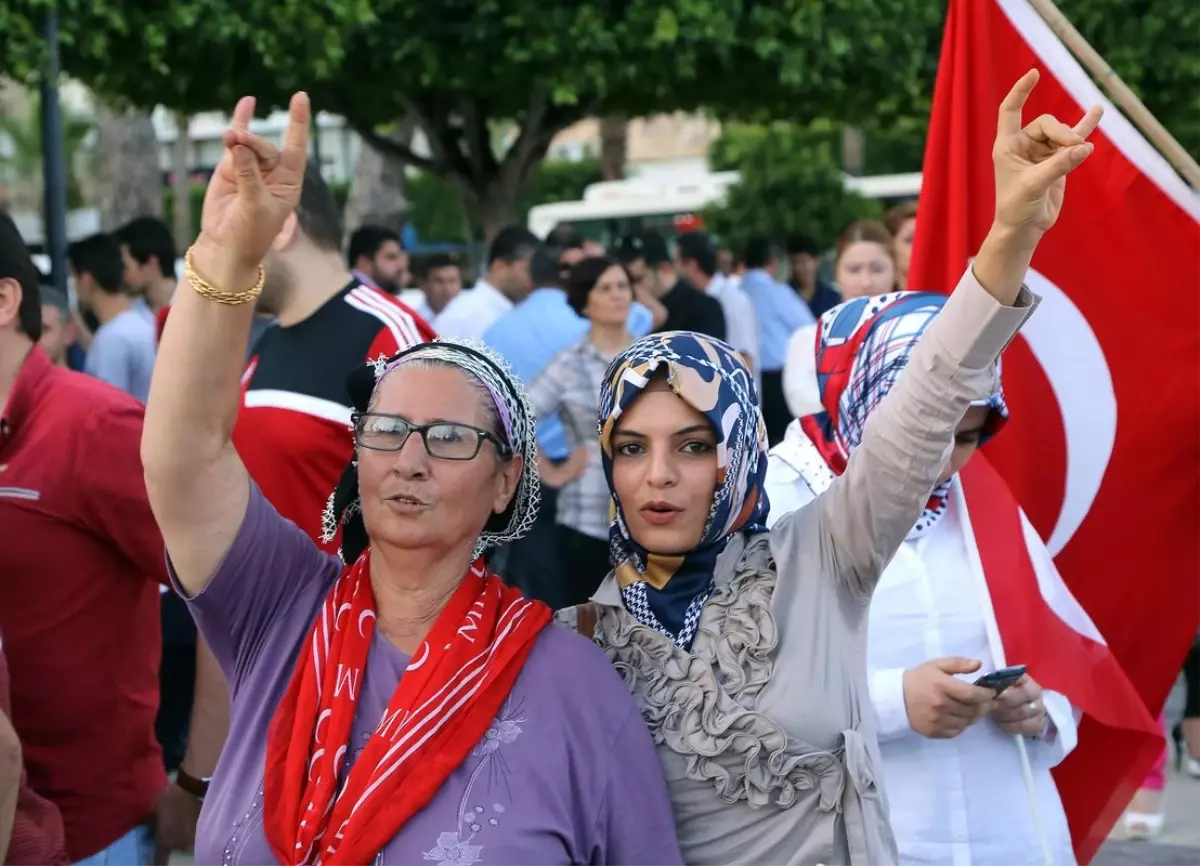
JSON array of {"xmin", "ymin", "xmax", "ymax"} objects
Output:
[{"xmin": 320, "ymin": 491, "xmax": 339, "ymax": 545}]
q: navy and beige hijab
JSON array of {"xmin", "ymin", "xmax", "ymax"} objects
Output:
[{"xmin": 598, "ymin": 331, "xmax": 770, "ymax": 650}]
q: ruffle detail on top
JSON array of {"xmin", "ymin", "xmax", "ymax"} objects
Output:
[{"xmin": 591, "ymin": 533, "xmax": 845, "ymax": 811}]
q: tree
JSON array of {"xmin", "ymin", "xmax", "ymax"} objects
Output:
[
  {"xmin": 1058, "ymin": 0, "xmax": 1200, "ymax": 160},
  {"xmin": 599, "ymin": 116, "xmax": 628, "ymax": 181},
  {"xmin": 5, "ymin": 1, "xmax": 1191, "ymax": 240},
  {"xmin": 342, "ymin": 120, "xmax": 415, "ymax": 240},
  {"xmin": 3, "ymin": 0, "xmax": 945, "ymax": 241},
  {"xmin": 407, "ymin": 157, "xmax": 605, "ymax": 245},
  {"xmin": 705, "ymin": 122, "xmax": 882, "ymax": 253},
  {"xmin": 91, "ymin": 101, "xmax": 162, "ymax": 229},
  {"xmin": 0, "ymin": 90, "xmax": 92, "ymax": 210},
  {"xmin": 169, "ymin": 111, "xmax": 192, "ymax": 248}
]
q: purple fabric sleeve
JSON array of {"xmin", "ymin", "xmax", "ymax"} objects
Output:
[
  {"xmin": 592, "ymin": 701, "xmax": 685, "ymax": 865},
  {"xmin": 167, "ymin": 481, "xmax": 342, "ymax": 693}
]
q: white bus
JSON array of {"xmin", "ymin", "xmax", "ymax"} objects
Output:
[{"xmin": 527, "ymin": 171, "xmax": 922, "ymax": 246}]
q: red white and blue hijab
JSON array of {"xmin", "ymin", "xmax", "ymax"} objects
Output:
[{"xmin": 798, "ymin": 291, "xmax": 1008, "ymax": 539}]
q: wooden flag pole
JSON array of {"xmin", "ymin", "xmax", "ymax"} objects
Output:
[{"xmin": 1027, "ymin": 0, "xmax": 1200, "ymax": 190}]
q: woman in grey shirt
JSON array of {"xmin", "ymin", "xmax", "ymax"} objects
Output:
[
  {"xmin": 527, "ymin": 256, "xmax": 638, "ymax": 605},
  {"xmin": 559, "ymin": 72, "xmax": 1103, "ymax": 864}
]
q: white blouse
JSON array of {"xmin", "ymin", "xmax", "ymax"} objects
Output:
[{"xmin": 766, "ymin": 426, "xmax": 1080, "ymax": 866}]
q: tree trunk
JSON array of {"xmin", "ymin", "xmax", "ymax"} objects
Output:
[
  {"xmin": 343, "ymin": 119, "xmax": 413, "ymax": 239},
  {"xmin": 840, "ymin": 125, "xmax": 865, "ymax": 176},
  {"xmin": 599, "ymin": 115, "xmax": 628, "ymax": 180},
  {"xmin": 171, "ymin": 111, "xmax": 193, "ymax": 248},
  {"xmin": 475, "ymin": 186, "xmax": 520, "ymax": 247},
  {"xmin": 93, "ymin": 102, "xmax": 163, "ymax": 230}
]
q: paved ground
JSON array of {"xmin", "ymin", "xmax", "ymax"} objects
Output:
[
  {"xmin": 1095, "ymin": 840, "xmax": 1200, "ymax": 866},
  {"xmin": 1093, "ymin": 680, "xmax": 1200, "ymax": 864},
  {"xmin": 1095, "ymin": 763, "xmax": 1200, "ymax": 863}
]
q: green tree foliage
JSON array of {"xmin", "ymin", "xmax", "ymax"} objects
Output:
[
  {"xmin": 1, "ymin": 0, "xmax": 944, "ymax": 239},
  {"xmin": 1059, "ymin": 0, "xmax": 1200, "ymax": 159},
  {"xmin": 406, "ymin": 158, "xmax": 605, "ymax": 244},
  {"xmin": 162, "ymin": 158, "xmax": 603, "ymax": 247},
  {"xmin": 4, "ymin": 0, "xmax": 1192, "ymax": 240},
  {"xmin": 705, "ymin": 123, "xmax": 881, "ymax": 253}
]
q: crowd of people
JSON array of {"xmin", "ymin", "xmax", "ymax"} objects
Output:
[{"xmin": 0, "ymin": 74, "xmax": 1195, "ymax": 866}]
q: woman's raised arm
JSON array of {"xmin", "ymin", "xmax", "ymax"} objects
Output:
[
  {"xmin": 141, "ymin": 93, "xmax": 311, "ymax": 596},
  {"xmin": 779, "ymin": 70, "xmax": 1102, "ymax": 603}
]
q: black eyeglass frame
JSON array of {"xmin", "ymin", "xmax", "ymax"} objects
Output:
[{"xmin": 352, "ymin": 411, "xmax": 512, "ymax": 461}]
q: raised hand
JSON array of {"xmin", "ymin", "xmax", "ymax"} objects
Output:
[
  {"xmin": 196, "ymin": 92, "xmax": 310, "ymax": 276},
  {"xmin": 992, "ymin": 69, "xmax": 1103, "ymax": 238}
]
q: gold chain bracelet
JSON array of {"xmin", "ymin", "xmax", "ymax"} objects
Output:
[{"xmin": 184, "ymin": 245, "xmax": 266, "ymax": 305}]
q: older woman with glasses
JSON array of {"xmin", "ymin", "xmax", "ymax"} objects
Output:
[{"xmin": 141, "ymin": 92, "xmax": 681, "ymax": 866}]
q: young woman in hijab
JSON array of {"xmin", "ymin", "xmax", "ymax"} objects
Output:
[
  {"xmin": 141, "ymin": 93, "xmax": 681, "ymax": 866},
  {"xmin": 559, "ymin": 71, "xmax": 1103, "ymax": 865},
  {"xmin": 766, "ymin": 291, "xmax": 1108, "ymax": 865}
]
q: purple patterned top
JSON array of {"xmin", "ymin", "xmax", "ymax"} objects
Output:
[{"xmin": 175, "ymin": 485, "xmax": 682, "ymax": 866}]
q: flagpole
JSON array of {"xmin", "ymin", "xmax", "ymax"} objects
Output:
[
  {"xmin": 953, "ymin": 476, "xmax": 1054, "ymax": 866},
  {"xmin": 1026, "ymin": 0, "xmax": 1200, "ymax": 190}
]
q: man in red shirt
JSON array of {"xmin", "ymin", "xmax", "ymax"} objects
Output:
[
  {"xmin": 1, "ymin": 640, "xmax": 68, "ymax": 866},
  {"xmin": 0, "ymin": 212, "xmax": 209, "ymax": 863}
]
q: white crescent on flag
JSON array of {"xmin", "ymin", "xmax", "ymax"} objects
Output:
[{"xmin": 972, "ymin": 263, "xmax": 1117, "ymax": 557}]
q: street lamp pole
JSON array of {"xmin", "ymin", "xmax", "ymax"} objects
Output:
[{"xmin": 39, "ymin": 12, "xmax": 70, "ymax": 293}]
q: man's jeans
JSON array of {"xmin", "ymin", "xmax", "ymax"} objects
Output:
[{"xmin": 73, "ymin": 824, "xmax": 154, "ymax": 866}]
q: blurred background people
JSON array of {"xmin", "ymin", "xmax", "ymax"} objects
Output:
[
  {"xmin": 834, "ymin": 219, "xmax": 897, "ymax": 299},
  {"xmin": 347, "ymin": 224, "xmax": 410, "ymax": 295}
]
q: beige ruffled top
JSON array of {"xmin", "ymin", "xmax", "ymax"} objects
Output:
[{"xmin": 558, "ymin": 270, "xmax": 1036, "ymax": 866}]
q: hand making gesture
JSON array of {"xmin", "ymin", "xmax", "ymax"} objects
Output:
[
  {"xmin": 974, "ymin": 70, "xmax": 1104, "ymax": 304},
  {"xmin": 992, "ymin": 69, "xmax": 1103, "ymax": 239},
  {"xmin": 192, "ymin": 92, "xmax": 311, "ymax": 285}
]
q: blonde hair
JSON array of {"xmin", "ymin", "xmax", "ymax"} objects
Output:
[{"xmin": 835, "ymin": 219, "xmax": 894, "ymax": 265}]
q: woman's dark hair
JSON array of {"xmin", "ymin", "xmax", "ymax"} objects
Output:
[{"xmin": 565, "ymin": 255, "xmax": 623, "ymax": 317}]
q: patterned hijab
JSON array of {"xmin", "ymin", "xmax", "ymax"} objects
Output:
[
  {"xmin": 321, "ymin": 339, "xmax": 541, "ymax": 563},
  {"xmin": 598, "ymin": 331, "xmax": 770, "ymax": 649},
  {"xmin": 799, "ymin": 291, "xmax": 1008, "ymax": 539}
]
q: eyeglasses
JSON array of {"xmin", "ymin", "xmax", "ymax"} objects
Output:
[{"xmin": 353, "ymin": 412, "xmax": 511, "ymax": 461}]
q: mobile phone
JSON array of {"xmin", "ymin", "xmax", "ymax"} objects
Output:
[{"xmin": 973, "ymin": 664, "xmax": 1027, "ymax": 694}]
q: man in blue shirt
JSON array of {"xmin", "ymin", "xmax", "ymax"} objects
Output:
[
  {"xmin": 484, "ymin": 244, "xmax": 653, "ymax": 601},
  {"xmin": 68, "ymin": 234, "xmax": 157, "ymax": 403},
  {"xmin": 739, "ymin": 235, "xmax": 815, "ymax": 444}
]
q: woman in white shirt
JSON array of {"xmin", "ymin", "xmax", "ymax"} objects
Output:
[{"xmin": 765, "ymin": 291, "xmax": 1082, "ymax": 866}]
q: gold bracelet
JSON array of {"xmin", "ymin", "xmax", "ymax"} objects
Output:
[{"xmin": 184, "ymin": 245, "xmax": 266, "ymax": 306}]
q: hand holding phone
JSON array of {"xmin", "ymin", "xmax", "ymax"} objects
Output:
[
  {"xmin": 973, "ymin": 664, "xmax": 1027, "ymax": 695},
  {"xmin": 903, "ymin": 657, "xmax": 998, "ymax": 739},
  {"xmin": 990, "ymin": 672, "xmax": 1047, "ymax": 736}
]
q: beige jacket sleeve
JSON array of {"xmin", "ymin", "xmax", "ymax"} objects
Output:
[{"xmin": 771, "ymin": 267, "xmax": 1037, "ymax": 610}]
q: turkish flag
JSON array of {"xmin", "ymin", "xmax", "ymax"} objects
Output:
[{"xmin": 909, "ymin": 0, "xmax": 1200, "ymax": 861}]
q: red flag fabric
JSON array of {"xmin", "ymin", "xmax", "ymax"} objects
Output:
[
  {"xmin": 959, "ymin": 456, "xmax": 1161, "ymax": 863},
  {"xmin": 909, "ymin": 0, "xmax": 1200, "ymax": 860}
]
